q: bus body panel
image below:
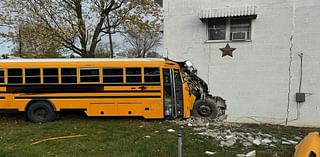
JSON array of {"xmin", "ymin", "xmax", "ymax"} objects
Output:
[{"xmin": 0, "ymin": 58, "xmax": 194, "ymax": 120}]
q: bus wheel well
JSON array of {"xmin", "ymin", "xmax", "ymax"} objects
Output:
[{"xmin": 25, "ymin": 100, "xmax": 56, "ymax": 112}]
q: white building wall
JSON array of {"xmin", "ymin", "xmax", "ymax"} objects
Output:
[{"xmin": 164, "ymin": 0, "xmax": 320, "ymax": 126}]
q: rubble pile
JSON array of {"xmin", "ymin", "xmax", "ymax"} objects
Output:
[{"xmin": 170, "ymin": 117, "xmax": 300, "ymax": 148}]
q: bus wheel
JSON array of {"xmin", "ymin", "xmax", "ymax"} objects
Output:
[
  {"xmin": 192, "ymin": 98, "xmax": 218, "ymax": 119},
  {"xmin": 27, "ymin": 101, "xmax": 56, "ymax": 123}
]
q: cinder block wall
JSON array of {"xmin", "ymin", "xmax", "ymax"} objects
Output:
[{"xmin": 163, "ymin": 0, "xmax": 320, "ymax": 126}]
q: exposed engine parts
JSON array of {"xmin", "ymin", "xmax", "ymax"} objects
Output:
[{"xmin": 179, "ymin": 60, "xmax": 227, "ymax": 119}]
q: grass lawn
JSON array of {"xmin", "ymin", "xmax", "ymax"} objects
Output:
[{"xmin": 0, "ymin": 112, "xmax": 319, "ymax": 157}]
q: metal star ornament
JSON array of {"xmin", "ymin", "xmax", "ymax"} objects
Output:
[{"xmin": 219, "ymin": 43, "xmax": 236, "ymax": 57}]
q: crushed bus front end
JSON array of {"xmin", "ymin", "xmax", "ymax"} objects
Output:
[{"xmin": 178, "ymin": 60, "xmax": 227, "ymax": 119}]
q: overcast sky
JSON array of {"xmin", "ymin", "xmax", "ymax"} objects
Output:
[
  {"xmin": 0, "ymin": 26, "xmax": 12, "ymax": 54},
  {"xmin": 0, "ymin": 42, "xmax": 12, "ymax": 54}
]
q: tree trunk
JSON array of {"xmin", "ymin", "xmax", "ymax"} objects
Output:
[{"xmin": 107, "ymin": 15, "xmax": 114, "ymax": 58}]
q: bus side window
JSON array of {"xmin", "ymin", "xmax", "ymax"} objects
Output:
[
  {"xmin": 103, "ymin": 68, "xmax": 123, "ymax": 84},
  {"xmin": 8, "ymin": 68, "xmax": 23, "ymax": 84},
  {"xmin": 80, "ymin": 68, "xmax": 100, "ymax": 83},
  {"xmin": 43, "ymin": 68, "xmax": 59, "ymax": 84},
  {"xmin": 61, "ymin": 68, "xmax": 77, "ymax": 84},
  {"xmin": 0, "ymin": 69, "xmax": 4, "ymax": 83},
  {"xmin": 144, "ymin": 67, "xmax": 160, "ymax": 83},
  {"xmin": 25, "ymin": 68, "xmax": 41, "ymax": 84},
  {"xmin": 126, "ymin": 68, "xmax": 141, "ymax": 83}
]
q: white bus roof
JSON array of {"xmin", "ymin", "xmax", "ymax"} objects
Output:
[{"xmin": 0, "ymin": 58, "xmax": 167, "ymax": 63}]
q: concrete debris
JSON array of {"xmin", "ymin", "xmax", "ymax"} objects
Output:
[
  {"xmin": 287, "ymin": 140, "xmax": 298, "ymax": 144},
  {"xmin": 204, "ymin": 151, "xmax": 216, "ymax": 155},
  {"xmin": 169, "ymin": 117, "xmax": 301, "ymax": 149},
  {"xmin": 168, "ymin": 116, "xmax": 225, "ymax": 127},
  {"xmin": 225, "ymin": 134, "xmax": 234, "ymax": 139},
  {"xmin": 261, "ymin": 138, "xmax": 272, "ymax": 145},
  {"xmin": 193, "ymin": 127, "xmax": 207, "ymax": 131},
  {"xmin": 247, "ymin": 136, "xmax": 255, "ymax": 142},
  {"xmin": 242, "ymin": 141, "xmax": 253, "ymax": 147},
  {"xmin": 237, "ymin": 151, "xmax": 257, "ymax": 157},
  {"xmin": 252, "ymin": 139, "xmax": 261, "ymax": 146},
  {"xmin": 246, "ymin": 150, "xmax": 256, "ymax": 157},
  {"xmin": 294, "ymin": 136, "xmax": 302, "ymax": 140},
  {"xmin": 220, "ymin": 139, "xmax": 236, "ymax": 147},
  {"xmin": 281, "ymin": 139, "xmax": 298, "ymax": 145},
  {"xmin": 281, "ymin": 141, "xmax": 291, "ymax": 145}
]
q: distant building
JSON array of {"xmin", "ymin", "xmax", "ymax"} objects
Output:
[{"xmin": 164, "ymin": 0, "xmax": 320, "ymax": 126}]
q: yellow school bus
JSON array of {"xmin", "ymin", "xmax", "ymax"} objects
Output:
[{"xmin": 0, "ymin": 58, "xmax": 226, "ymax": 122}]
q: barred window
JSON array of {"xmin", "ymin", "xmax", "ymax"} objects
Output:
[
  {"xmin": 61, "ymin": 68, "xmax": 77, "ymax": 84},
  {"xmin": 126, "ymin": 68, "xmax": 141, "ymax": 83},
  {"xmin": 80, "ymin": 68, "xmax": 100, "ymax": 83},
  {"xmin": 43, "ymin": 68, "xmax": 59, "ymax": 84},
  {"xmin": 0, "ymin": 69, "xmax": 4, "ymax": 83},
  {"xmin": 8, "ymin": 68, "xmax": 23, "ymax": 84},
  {"xmin": 25, "ymin": 68, "xmax": 40, "ymax": 84},
  {"xmin": 144, "ymin": 67, "xmax": 160, "ymax": 83}
]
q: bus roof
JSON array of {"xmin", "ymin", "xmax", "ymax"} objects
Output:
[{"xmin": 0, "ymin": 58, "xmax": 169, "ymax": 63}]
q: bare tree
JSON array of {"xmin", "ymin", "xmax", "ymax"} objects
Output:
[
  {"xmin": 0, "ymin": 0, "xmax": 161, "ymax": 58},
  {"xmin": 123, "ymin": 18, "xmax": 162, "ymax": 58}
]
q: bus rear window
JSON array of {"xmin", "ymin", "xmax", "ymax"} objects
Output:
[
  {"xmin": 61, "ymin": 68, "xmax": 77, "ymax": 84},
  {"xmin": 8, "ymin": 68, "xmax": 22, "ymax": 84},
  {"xmin": 0, "ymin": 69, "xmax": 4, "ymax": 83},
  {"xmin": 144, "ymin": 67, "xmax": 160, "ymax": 83},
  {"xmin": 80, "ymin": 68, "xmax": 100, "ymax": 83},
  {"xmin": 126, "ymin": 68, "xmax": 141, "ymax": 83},
  {"xmin": 43, "ymin": 68, "xmax": 59, "ymax": 84},
  {"xmin": 103, "ymin": 68, "xmax": 123, "ymax": 84},
  {"xmin": 25, "ymin": 68, "xmax": 40, "ymax": 84}
]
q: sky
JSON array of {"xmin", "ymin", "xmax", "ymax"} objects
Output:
[
  {"xmin": 0, "ymin": 26, "xmax": 12, "ymax": 55},
  {"xmin": 0, "ymin": 41, "xmax": 12, "ymax": 54}
]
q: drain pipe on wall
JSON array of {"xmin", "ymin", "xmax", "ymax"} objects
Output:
[
  {"xmin": 296, "ymin": 52, "xmax": 304, "ymax": 120},
  {"xmin": 285, "ymin": 0, "xmax": 296, "ymax": 126}
]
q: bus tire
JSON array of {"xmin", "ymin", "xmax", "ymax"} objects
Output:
[
  {"xmin": 27, "ymin": 101, "xmax": 56, "ymax": 123},
  {"xmin": 192, "ymin": 98, "xmax": 218, "ymax": 119}
]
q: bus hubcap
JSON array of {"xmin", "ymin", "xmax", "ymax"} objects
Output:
[
  {"xmin": 34, "ymin": 108, "xmax": 48, "ymax": 120},
  {"xmin": 198, "ymin": 105, "xmax": 212, "ymax": 117}
]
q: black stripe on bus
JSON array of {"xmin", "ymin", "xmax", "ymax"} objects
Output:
[
  {"xmin": 2, "ymin": 85, "xmax": 161, "ymax": 94},
  {"xmin": 0, "ymin": 83, "xmax": 161, "ymax": 87},
  {"xmin": 0, "ymin": 96, "xmax": 5, "ymax": 99},
  {"xmin": 0, "ymin": 90, "xmax": 161, "ymax": 94},
  {"xmin": 14, "ymin": 96, "xmax": 161, "ymax": 99}
]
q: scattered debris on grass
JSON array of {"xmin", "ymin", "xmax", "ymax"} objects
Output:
[
  {"xmin": 167, "ymin": 129, "xmax": 175, "ymax": 132},
  {"xmin": 168, "ymin": 116, "xmax": 303, "ymax": 155},
  {"xmin": 31, "ymin": 134, "xmax": 87, "ymax": 145},
  {"xmin": 204, "ymin": 151, "xmax": 216, "ymax": 155},
  {"xmin": 144, "ymin": 135, "xmax": 151, "ymax": 138},
  {"xmin": 236, "ymin": 150, "xmax": 256, "ymax": 157}
]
